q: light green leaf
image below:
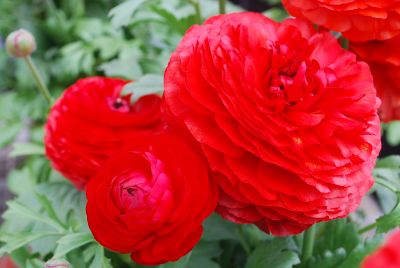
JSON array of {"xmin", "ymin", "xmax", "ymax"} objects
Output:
[
  {"xmin": 0, "ymin": 232, "xmax": 60, "ymax": 256},
  {"xmin": 245, "ymin": 238, "xmax": 300, "ymax": 268},
  {"xmin": 7, "ymin": 168, "xmax": 35, "ymax": 195},
  {"xmin": 10, "ymin": 142, "xmax": 44, "ymax": 157},
  {"xmin": 84, "ymin": 244, "xmax": 113, "ymax": 268},
  {"xmin": 35, "ymin": 193, "xmax": 67, "ymax": 231},
  {"xmin": 109, "ymin": 0, "xmax": 149, "ymax": 28},
  {"xmin": 3, "ymin": 200, "xmax": 64, "ymax": 232},
  {"xmin": 54, "ymin": 232, "xmax": 94, "ymax": 258},
  {"xmin": 386, "ymin": 121, "xmax": 400, "ymax": 146},
  {"xmin": 0, "ymin": 124, "xmax": 21, "ymax": 148},
  {"xmin": 122, "ymin": 74, "xmax": 164, "ymax": 102}
]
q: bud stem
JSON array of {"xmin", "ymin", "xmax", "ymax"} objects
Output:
[
  {"xmin": 219, "ymin": 0, "xmax": 226, "ymax": 14},
  {"xmin": 24, "ymin": 56, "xmax": 53, "ymax": 105},
  {"xmin": 301, "ymin": 224, "xmax": 316, "ymax": 264},
  {"xmin": 188, "ymin": 0, "xmax": 202, "ymax": 24}
]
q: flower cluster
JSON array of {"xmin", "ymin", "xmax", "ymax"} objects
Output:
[
  {"xmin": 282, "ymin": 0, "xmax": 400, "ymax": 122},
  {"xmin": 282, "ymin": 0, "xmax": 400, "ymax": 42},
  {"xmin": 44, "ymin": 8, "xmax": 382, "ymax": 266}
]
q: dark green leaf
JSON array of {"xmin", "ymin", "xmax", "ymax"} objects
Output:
[
  {"xmin": 376, "ymin": 206, "xmax": 400, "ymax": 234},
  {"xmin": 245, "ymin": 238, "xmax": 300, "ymax": 268}
]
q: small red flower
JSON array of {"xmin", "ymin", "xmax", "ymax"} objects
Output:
[
  {"xmin": 351, "ymin": 38, "xmax": 400, "ymax": 122},
  {"xmin": 362, "ymin": 230, "xmax": 400, "ymax": 268},
  {"xmin": 45, "ymin": 77, "xmax": 162, "ymax": 189},
  {"xmin": 163, "ymin": 12, "xmax": 381, "ymax": 235},
  {"xmin": 282, "ymin": 0, "xmax": 400, "ymax": 42},
  {"xmin": 86, "ymin": 132, "xmax": 218, "ymax": 265}
]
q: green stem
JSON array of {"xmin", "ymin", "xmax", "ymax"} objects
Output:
[
  {"xmin": 301, "ymin": 225, "xmax": 316, "ymax": 264},
  {"xmin": 358, "ymin": 222, "xmax": 378, "ymax": 235},
  {"xmin": 24, "ymin": 56, "xmax": 53, "ymax": 105},
  {"xmin": 188, "ymin": 0, "xmax": 202, "ymax": 24},
  {"xmin": 238, "ymin": 225, "xmax": 251, "ymax": 256},
  {"xmin": 219, "ymin": 0, "xmax": 226, "ymax": 14}
]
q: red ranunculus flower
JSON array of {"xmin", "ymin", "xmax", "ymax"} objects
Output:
[
  {"xmin": 282, "ymin": 0, "xmax": 400, "ymax": 42},
  {"xmin": 351, "ymin": 35, "xmax": 400, "ymax": 66},
  {"xmin": 351, "ymin": 39, "xmax": 400, "ymax": 122},
  {"xmin": 86, "ymin": 132, "xmax": 218, "ymax": 265},
  {"xmin": 45, "ymin": 77, "xmax": 162, "ymax": 189},
  {"xmin": 362, "ymin": 230, "xmax": 400, "ymax": 268},
  {"xmin": 163, "ymin": 12, "xmax": 381, "ymax": 235}
]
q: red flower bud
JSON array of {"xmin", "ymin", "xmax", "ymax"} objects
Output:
[{"xmin": 5, "ymin": 29, "xmax": 37, "ymax": 58}]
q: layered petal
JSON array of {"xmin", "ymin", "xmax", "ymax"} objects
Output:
[
  {"xmin": 86, "ymin": 132, "xmax": 218, "ymax": 265},
  {"xmin": 163, "ymin": 12, "xmax": 381, "ymax": 236},
  {"xmin": 44, "ymin": 77, "xmax": 162, "ymax": 189}
]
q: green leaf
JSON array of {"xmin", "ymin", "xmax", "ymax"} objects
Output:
[
  {"xmin": 35, "ymin": 193, "xmax": 67, "ymax": 231},
  {"xmin": 3, "ymin": 200, "xmax": 65, "ymax": 232},
  {"xmin": 9, "ymin": 142, "xmax": 44, "ymax": 157},
  {"xmin": 245, "ymin": 238, "xmax": 300, "ymax": 268},
  {"xmin": 0, "ymin": 123, "xmax": 21, "ymax": 148},
  {"xmin": 121, "ymin": 74, "xmax": 164, "ymax": 102},
  {"xmin": 376, "ymin": 206, "xmax": 400, "ymax": 234},
  {"xmin": 314, "ymin": 220, "xmax": 360, "ymax": 256},
  {"xmin": 109, "ymin": 0, "xmax": 149, "ymax": 28},
  {"xmin": 0, "ymin": 232, "xmax": 59, "ymax": 255},
  {"xmin": 7, "ymin": 168, "xmax": 35, "ymax": 195},
  {"xmin": 84, "ymin": 244, "xmax": 113, "ymax": 268},
  {"xmin": 386, "ymin": 121, "xmax": 400, "ymax": 146},
  {"xmin": 54, "ymin": 233, "xmax": 94, "ymax": 258},
  {"xmin": 202, "ymin": 214, "xmax": 238, "ymax": 241},
  {"xmin": 160, "ymin": 252, "xmax": 192, "ymax": 268},
  {"xmin": 336, "ymin": 237, "xmax": 381, "ymax": 268}
]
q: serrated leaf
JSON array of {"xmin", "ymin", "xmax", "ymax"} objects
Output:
[
  {"xmin": 245, "ymin": 238, "xmax": 300, "ymax": 268},
  {"xmin": 35, "ymin": 193, "xmax": 67, "ymax": 231},
  {"xmin": 3, "ymin": 200, "xmax": 64, "ymax": 232},
  {"xmin": 121, "ymin": 74, "xmax": 163, "ymax": 102},
  {"xmin": 109, "ymin": 0, "xmax": 149, "ymax": 28},
  {"xmin": 53, "ymin": 233, "xmax": 94, "ymax": 258},
  {"xmin": 0, "ymin": 232, "xmax": 59, "ymax": 256},
  {"xmin": 84, "ymin": 244, "xmax": 113, "ymax": 268},
  {"xmin": 9, "ymin": 142, "xmax": 44, "ymax": 157}
]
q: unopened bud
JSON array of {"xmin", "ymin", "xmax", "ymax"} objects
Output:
[
  {"xmin": 5, "ymin": 29, "xmax": 36, "ymax": 58},
  {"xmin": 44, "ymin": 258, "xmax": 72, "ymax": 268}
]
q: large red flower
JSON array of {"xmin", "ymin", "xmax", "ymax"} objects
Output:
[
  {"xmin": 163, "ymin": 12, "xmax": 381, "ymax": 235},
  {"xmin": 282, "ymin": 0, "xmax": 400, "ymax": 42},
  {"xmin": 45, "ymin": 77, "xmax": 162, "ymax": 189},
  {"xmin": 362, "ymin": 230, "xmax": 400, "ymax": 268},
  {"xmin": 86, "ymin": 132, "xmax": 218, "ymax": 265},
  {"xmin": 351, "ymin": 39, "xmax": 400, "ymax": 122}
]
